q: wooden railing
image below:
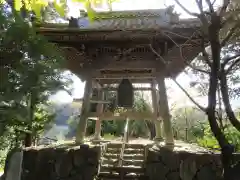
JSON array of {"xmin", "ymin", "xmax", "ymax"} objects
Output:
[{"xmin": 118, "ymin": 117, "xmax": 129, "ymax": 167}]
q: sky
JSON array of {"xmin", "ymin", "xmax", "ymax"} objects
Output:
[{"xmin": 50, "ymin": 0, "xmax": 240, "ymax": 109}]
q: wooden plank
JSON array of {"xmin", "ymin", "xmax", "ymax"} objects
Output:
[
  {"xmin": 88, "ymin": 111, "xmax": 157, "ymax": 121},
  {"xmin": 75, "ymin": 77, "xmax": 93, "ymax": 143},
  {"xmin": 90, "ymin": 100, "xmax": 111, "ymax": 104},
  {"xmin": 37, "ymin": 27, "xmax": 201, "ymax": 43},
  {"xmin": 98, "ymin": 78, "xmax": 153, "ymax": 84},
  {"xmin": 101, "ymin": 87, "xmax": 154, "ymax": 91},
  {"xmin": 91, "ymin": 59, "xmax": 161, "ymax": 70},
  {"xmin": 95, "ymin": 76, "xmax": 155, "ymax": 80}
]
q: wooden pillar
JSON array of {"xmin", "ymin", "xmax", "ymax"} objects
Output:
[
  {"xmin": 75, "ymin": 77, "xmax": 93, "ymax": 144},
  {"xmin": 94, "ymin": 89, "xmax": 104, "ymax": 140},
  {"xmin": 157, "ymin": 76, "xmax": 174, "ymax": 145},
  {"xmin": 151, "ymin": 80, "xmax": 162, "ymax": 141}
]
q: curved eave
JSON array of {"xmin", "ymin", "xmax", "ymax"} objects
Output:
[{"xmin": 36, "ymin": 21, "xmax": 204, "ymax": 80}]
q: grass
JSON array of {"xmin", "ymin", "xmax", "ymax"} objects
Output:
[{"xmin": 103, "ymin": 133, "xmax": 117, "ymax": 140}]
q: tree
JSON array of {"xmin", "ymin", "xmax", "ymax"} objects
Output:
[
  {"xmin": 165, "ymin": 1, "xmax": 240, "ymax": 179},
  {"xmin": 130, "ymin": 92, "xmax": 154, "ymax": 139},
  {"xmin": 198, "ymin": 123, "xmax": 240, "ymax": 152},
  {"xmin": 1, "ymin": 0, "xmax": 118, "ymax": 21},
  {"xmin": 0, "ymin": 104, "xmax": 55, "ymax": 169},
  {"xmin": 0, "ymin": 4, "xmax": 71, "ymax": 148},
  {"xmin": 172, "ymin": 107, "xmax": 206, "ymax": 142}
]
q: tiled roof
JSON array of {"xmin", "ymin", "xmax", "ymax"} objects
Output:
[
  {"xmin": 93, "ymin": 9, "xmax": 170, "ymax": 19},
  {"xmin": 74, "ymin": 9, "xmax": 200, "ymax": 30},
  {"xmin": 84, "ymin": 18, "xmax": 200, "ymax": 30},
  {"xmin": 39, "ymin": 9, "xmax": 201, "ymax": 31}
]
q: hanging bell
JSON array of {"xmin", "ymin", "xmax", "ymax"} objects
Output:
[
  {"xmin": 90, "ymin": 88, "xmax": 98, "ymax": 113},
  {"xmin": 117, "ymin": 79, "xmax": 134, "ymax": 108}
]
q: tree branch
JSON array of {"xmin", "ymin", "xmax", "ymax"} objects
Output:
[
  {"xmin": 219, "ymin": 0, "xmax": 230, "ymax": 17},
  {"xmin": 195, "ymin": 0, "xmax": 203, "ymax": 12},
  {"xmin": 179, "ymin": 45, "xmax": 210, "ymax": 74},
  {"xmin": 149, "ymin": 44, "xmax": 206, "ymax": 112},
  {"xmin": 221, "ymin": 53, "xmax": 240, "ymax": 68},
  {"xmin": 162, "ymin": 31, "xmax": 210, "ymax": 74},
  {"xmin": 221, "ymin": 23, "xmax": 239, "ymax": 47},
  {"xmin": 220, "ymin": 71, "xmax": 240, "ymax": 131},
  {"xmin": 205, "ymin": 0, "xmax": 215, "ymax": 13},
  {"xmin": 194, "ymin": 0, "xmax": 210, "ymax": 33},
  {"xmin": 200, "ymin": 37, "xmax": 212, "ymax": 66},
  {"xmin": 211, "ymin": 0, "xmax": 217, "ymax": 6},
  {"xmin": 172, "ymin": 78, "xmax": 207, "ymax": 111},
  {"xmin": 226, "ymin": 57, "xmax": 240, "ymax": 74},
  {"xmin": 174, "ymin": 0, "xmax": 199, "ymax": 17},
  {"xmin": 188, "ymin": 63, "xmax": 210, "ymax": 74}
]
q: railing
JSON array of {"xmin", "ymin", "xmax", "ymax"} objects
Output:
[{"xmin": 118, "ymin": 117, "xmax": 130, "ymax": 167}]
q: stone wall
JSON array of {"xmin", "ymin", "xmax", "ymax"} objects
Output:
[
  {"xmin": 145, "ymin": 145, "xmax": 240, "ymax": 180},
  {"xmin": 21, "ymin": 144, "xmax": 103, "ymax": 180}
]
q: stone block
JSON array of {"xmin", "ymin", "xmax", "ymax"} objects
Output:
[
  {"xmin": 145, "ymin": 145, "xmax": 240, "ymax": 180},
  {"xmin": 4, "ymin": 144, "xmax": 103, "ymax": 180}
]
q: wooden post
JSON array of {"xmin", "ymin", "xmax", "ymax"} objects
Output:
[
  {"xmin": 93, "ymin": 89, "xmax": 104, "ymax": 140},
  {"xmin": 75, "ymin": 77, "xmax": 93, "ymax": 144},
  {"xmin": 151, "ymin": 80, "xmax": 162, "ymax": 141},
  {"xmin": 157, "ymin": 76, "xmax": 174, "ymax": 145}
]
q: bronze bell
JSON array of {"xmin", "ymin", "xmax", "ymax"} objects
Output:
[
  {"xmin": 117, "ymin": 79, "xmax": 134, "ymax": 108},
  {"xmin": 90, "ymin": 88, "xmax": 98, "ymax": 112}
]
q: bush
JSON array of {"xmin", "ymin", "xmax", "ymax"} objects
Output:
[{"xmin": 197, "ymin": 124, "xmax": 240, "ymax": 152}]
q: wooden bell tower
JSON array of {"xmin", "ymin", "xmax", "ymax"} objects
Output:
[{"xmin": 37, "ymin": 8, "xmax": 203, "ymax": 145}]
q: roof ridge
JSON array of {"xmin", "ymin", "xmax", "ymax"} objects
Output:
[{"xmin": 93, "ymin": 8, "xmax": 168, "ymax": 19}]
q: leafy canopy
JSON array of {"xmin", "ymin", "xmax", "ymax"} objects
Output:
[{"xmin": 0, "ymin": 0, "xmax": 118, "ymax": 20}]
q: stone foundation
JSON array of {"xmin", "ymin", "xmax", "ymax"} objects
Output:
[
  {"xmin": 3, "ymin": 141, "xmax": 240, "ymax": 180},
  {"xmin": 145, "ymin": 144, "xmax": 240, "ymax": 180},
  {"xmin": 21, "ymin": 144, "xmax": 103, "ymax": 180}
]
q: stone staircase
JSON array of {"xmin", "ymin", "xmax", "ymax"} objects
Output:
[{"xmin": 98, "ymin": 143, "xmax": 147, "ymax": 180}]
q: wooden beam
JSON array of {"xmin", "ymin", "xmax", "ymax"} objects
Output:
[
  {"xmin": 37, "ymin": 26, "xmax": 202, "ymax": 43},
  {"xmin": 157, "ymin": 75, "xmax": 174, "ymax": 145},
  {"xmin": 88, "ymin": 111, "xmax": 160, "ymax": 121},
  {"xmin": 98, "ymin": 79, "xmax": 153, "ymax": 84},
  {"xmin": 95, "ymin": 76, "xmax": 155, "ymax": 80},
  {"xmin": 101, "ymin": 87, "xmax": 155, "ymax": 91},
  {"xmin": 90, "ymin": 100, "xmax": 111, "ymax": 104},
  {"xmin": 75, "ymin": 77, "xmax": 93, "ymax": 144},
  {"xmin": 92, "ymin": 80, "xmax": 102, "ymax": 89}
]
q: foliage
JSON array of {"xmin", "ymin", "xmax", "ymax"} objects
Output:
[
  {"xmin": 172, "ymin": 107, "xmax": 206, "ymax": 142},
  {"xmin": 0, "ymin": 0, "xmax": 119, "ymax": 21},
  {"xmin": 0, "ymin": 1, "xmax": 70, "ymax": 169},
  {"xmin": 172, "ymin": 1, "xmax": 240, "ymax": 178},
  {"xmin": 102, "ymin": 133, "xmax": 115, "ymax": 140},
  {"xmin": 189, "ymin": 42, "xmax": 240, "ymax": 99},
  {"xmin": 0, "ymin": 105, "xmax": 55, "ymax": 168},
  {"xmin": 171, "ymin": 107, "xmax": 240, "ymax": 153},
  {"xmin": 197, "ymin": 124, "xmax": 240, "ymax": 152}
]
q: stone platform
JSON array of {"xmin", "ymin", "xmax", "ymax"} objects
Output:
[
  {"xmin": 145, "ymin": 141, "xmax": 240, "ymax": 180},
  {"xmin": 2, "ymin": 139, "xmax": 240, "ymax": 180}
]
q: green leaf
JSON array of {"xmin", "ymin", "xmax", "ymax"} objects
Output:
[
  {"xmin": 53, "ymin": 0, "xmax": 65, "ymax": 17},
  {"xmin": 0, "ymin": 0, "xmax": 6, "ymax": 4},
  {"xmin": 14, "ymin": 0, "xmax": 22, "ymax": 11},
  {"xmin": 84, "ymin": 0, "xmax": 95, "ymax": 21},
  {"xmin": 31, "ymin": 0, "xmax": 46, "ymax": 19}
]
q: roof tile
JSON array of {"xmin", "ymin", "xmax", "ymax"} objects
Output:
[{"xmin": 72, "ymin": 9, "xmax": 200, "ymax": 30}]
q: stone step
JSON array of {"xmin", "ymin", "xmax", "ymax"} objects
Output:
[
  {"xmin": 104, "ymin": 153, "xmax": 145, "ymax": 161},
  {"xmin": 102, "ymin": 158, "xmax": 144, "ymax": 167},
  {"xmin": 98, "ymin": 172, "xmax": 146, "ymax": 180},
  {"xmin": 100, "ymin": 165, "xmax": 144, "ymax": 174},
  {"xmin": 106, "ymin": 148, "xmax": 144, "ymax": 154},
  {"xmin": 107, "ymin": 143, "xmax": 145, "ymax": 149}
]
